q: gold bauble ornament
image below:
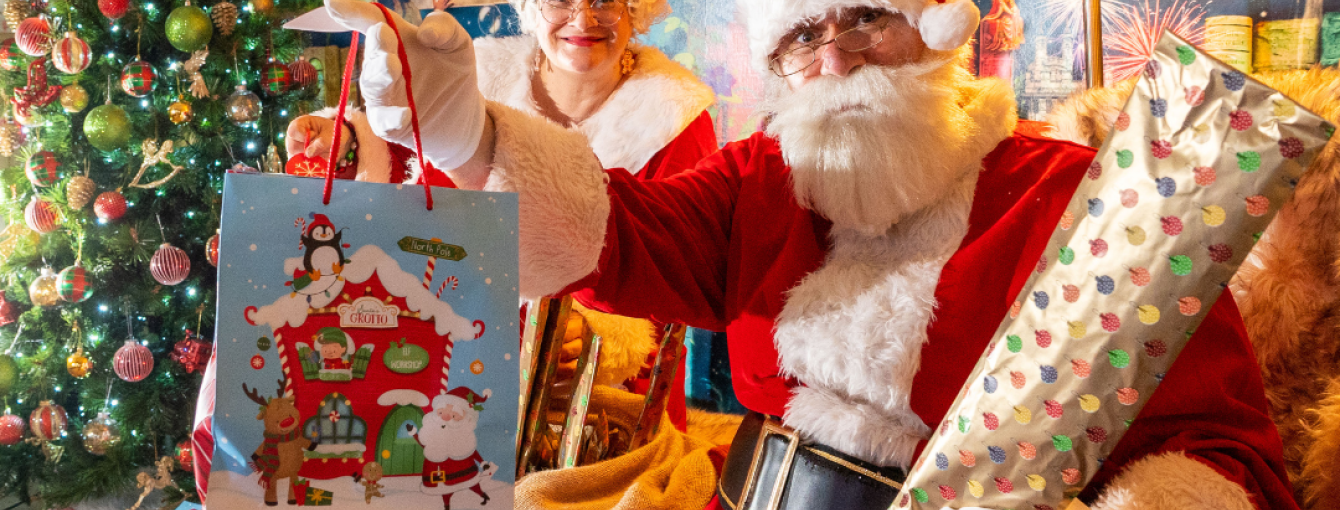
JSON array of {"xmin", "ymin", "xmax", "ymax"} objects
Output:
[
  {"xmin": 250, "ymin": 0, "xmax": 272, "ymax": 13},
  {"xmin": 66, "ymin": 174, "xmax": 96, "ymax": 209},
  {"xmin": 28, "ymin": 266, "xmax": 59, "ymax": 307},
  {"xmin": 66, "ymin": 347, "xmax": 92, "ymax": 378},
  {"xmin": 60, "ymin": 83, "xmax": 88, "ymax": 113},
  {"xmin": 13, "ymin": 101, "xmax": 38, "ymax": 127},
  {"xmin": 168, "ymin": 96, "xmax": 192, "ymax": 124},
  {"xmin": 81, "ymin": 412, "xmax": 121, "ymax": 455}
]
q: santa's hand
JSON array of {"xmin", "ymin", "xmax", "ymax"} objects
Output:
[
  {"xmin": 285, "ymin": 115, "xmax": 352, "ymax": 161},
  {"xmin": 324, "ymin": 0, "xmax": 486, "ymax": 170}
]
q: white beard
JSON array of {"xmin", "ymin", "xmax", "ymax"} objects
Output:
[
  {"xmin": 418, "ymin": 411, "xmax": 479, "ymax": 462},
  {"xmin": 762, "ymin": 57, "xmax": 978, "ymax": 237}
]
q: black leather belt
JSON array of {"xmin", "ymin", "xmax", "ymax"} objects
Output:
[{"xmin": 717, "ymin": 412, "xmax": 906, "ymax": 510}]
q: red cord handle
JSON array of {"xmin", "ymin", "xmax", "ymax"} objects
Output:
[{"xmin": 323, "ymin": 4, "xmax": 448, "ymax": 210}]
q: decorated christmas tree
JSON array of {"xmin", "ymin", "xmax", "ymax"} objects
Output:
[{"xmin": 0, "ymin": 0, "xmax": 323, "ymax": 505}]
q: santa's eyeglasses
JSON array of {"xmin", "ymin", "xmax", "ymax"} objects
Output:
[
  {"xmin": 769, "ymin": 13, "xmax": 891, "ymax": 77},
  {"xmin": 540, "ymin": 0, "xmax": 626, "ymax": 27}
]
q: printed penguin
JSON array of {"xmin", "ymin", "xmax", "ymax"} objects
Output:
[{"xmin": 288, "ymin": 213, "xmax": 350, "ymax": 299}]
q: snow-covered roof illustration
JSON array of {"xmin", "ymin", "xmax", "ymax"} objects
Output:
[{"xmin": 246, "ymin": 245, "xmax": 478, "ymax": 340}]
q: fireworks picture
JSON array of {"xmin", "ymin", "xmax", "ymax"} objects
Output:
[
  {"xmin": 1103, "ymin": 0, "xmax": 1208, "ymax": 81},
  {"xmin": 1039, "ymin": 0, "xmax": 1122, "ymax": 34}
]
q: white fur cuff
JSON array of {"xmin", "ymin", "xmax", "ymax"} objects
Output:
[
  {"xmin": 784, "ymin": 385, "xmax": 930, "ymax": 468},
  {"xmin": 483, "ymin": 101, "xmax": 610, "ymax": 299},
  {"xmin": 1090, "ymin": 452, "xmax": 1253, "ymax": 510},
  {"xmin": 311, "ymin": 107, "xmax": 394, "ymax": 183}
]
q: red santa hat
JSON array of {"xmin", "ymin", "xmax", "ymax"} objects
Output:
[
  {"xmin": 739, "ymin": 0, "xmax": 981, "ymax": 74},
  {"xmin": 306, "ymin": 213, "xmax": 334, "ymax": 236},
  {"xmin": 432, "ymin": 386, "xmax": 492, "ymax": 412}
]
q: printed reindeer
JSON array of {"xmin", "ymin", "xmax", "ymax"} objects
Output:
[{"xmin": 244, "ymin": 380, "xmax": 316, "ymax": 506}]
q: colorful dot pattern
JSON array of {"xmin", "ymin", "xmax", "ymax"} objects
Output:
[{"xmin": 895, "ymin": 34, "xmax": 1333, "ymax": 509}]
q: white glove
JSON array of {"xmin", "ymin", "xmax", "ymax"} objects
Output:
[{"xmin": 324, "ymin": 0, "xmax": 486, "ymax": 170}]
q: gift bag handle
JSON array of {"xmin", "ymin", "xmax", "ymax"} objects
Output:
[{"xmin": 323, "ymin": 3, "xmax": 451, "ymax": 210}]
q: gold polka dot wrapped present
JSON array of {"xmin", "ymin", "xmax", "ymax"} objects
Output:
[{"xmin": 894, "ymin": 32, "xmax": 1334, "ymax": 509}]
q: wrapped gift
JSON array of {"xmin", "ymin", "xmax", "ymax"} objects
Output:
[{"xmin": 894, "ymin": 32, "xmax": 1334, "ymax": 509}]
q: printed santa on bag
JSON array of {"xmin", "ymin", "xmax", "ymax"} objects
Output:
[{"xmin": 206, "ymin": 172, "xmax": 518, "ymax": 509}]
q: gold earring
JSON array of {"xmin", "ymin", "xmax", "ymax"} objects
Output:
[{"xmin": 620, "ymin": 49, "xmax": 635, "ymax": 75}]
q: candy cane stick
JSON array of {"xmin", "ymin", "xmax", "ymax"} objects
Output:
[
  {"xmin": 434, "ymin": 276, "xmax": 458, "ymax": 299},
  {"xmin": 421, "ymin": 237, "xmax": 443, "ymax": 290},
  {"xmin": 440, "ymin": 339, "xmax": 455, "ymax": 393},
  {"xmin": 277, "ymin": 337, "xmax": 293, "ymax": 397}
]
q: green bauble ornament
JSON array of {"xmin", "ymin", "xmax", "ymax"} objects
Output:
[
  {"xmin": 165, "ymin": 4, "xmax": 212, "ymax": 52},
  {"xmin": 84, "ymin": 103, "xmax": 131, "ymax": 151},
  {"xmin": 0, "ymin": 354, "xmax": 16, "ymax": 397}
]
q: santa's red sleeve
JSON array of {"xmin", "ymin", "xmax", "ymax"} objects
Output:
[
  {"xmin": 1076, "ymin": 290, "xmax": 1295, "ymax": 510},
  {"xmin": 480, "ymin": 102, "xmax": 740, "ymax": 319}
]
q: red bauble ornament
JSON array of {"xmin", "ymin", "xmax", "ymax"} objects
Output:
[
  {"xmin": 15, "ymin": 17, "xmax": 51, "ymax": 57},
  {"xmin": 175, "ymin": 439, "xmax": 194, "ymax": 470},
  {"xmin": 120, "ymin": 60, "xmax": 156, "ymax": 97},
  {"xmin": 206, "ymin": 231, "xmax": 220, "ymax": 266},
  {"xmin": 24, "ymin": 197, "xmax": 58, "ymax": 234},
  {"xmin": 0, "ymin": 290, "xmax": 17, "ymax": 327},
  {"xmin": 25, "ymin": 150, "xmax": 59, "ymax": 187},
  {"xmin": 94, "ymin": 190, "xmax": 127, "ymax": 221},
  {"xmin": 284, "ymin": 152, "xmax": 327, "ymax": 178},
  {"xmin": 0, "ymin": 413, "xmax": 23, "ymax": 445},
  {"xmin": 288, "ymin": 58, "xmax": 317, "ymax": 88},
  {"xmin": 151, "ymin": 243, "xmax": 190, "ymax": 285},
  {"xmin": 0, "ymin": 38, "xmax": 23, "ymax": 71},
  {"xmin": 98, "ymin": 0, "xmax": 129, "ymax": 19},
  {"xmin": 113, "ymin": 340, "xmax": 153, "ymax": 382},
  {"xmin": 29, "ymin": 400, "xmax": 67, "ymax": 441},
  {"xmin": 51, "ymin": 31, "xmax": 91, "ymax": 74},
  {"xmin": 171, "ymin": 331, "xmax": 211, "ymax": 373},
  {"xmin": 260, "ymin": 62, "xmax": 291, "ymax": 96}
]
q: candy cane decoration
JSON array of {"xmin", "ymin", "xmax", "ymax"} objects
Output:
[
  {"xmin": 440, "ymin": 339, "xmax": 455, "ymax": 393},
  {"xmin": 421, "ymin": 238, "xmax": 444, "ymax": 290},
  {"xmin": 277, "ymin": 337, "xmax": 293, "ymax": 397},
  {"xmin": 435, "ymin": 276, "xmax": 459, "ymax": 298}
]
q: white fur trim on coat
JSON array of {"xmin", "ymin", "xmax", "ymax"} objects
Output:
[
  {"xmin": 310, "ymin": 107, "xmax": 394, "ymax": 183},
  {"xmin": 484, "ymin": 101, "xmax": 610, "ymax": 299},
  {"xmin": 1090, "ymin": 452, "xmax": 1253, "ymax": 510},
  {"xmin": 738, "ymin": 0, "xmax": 981, "ymax": 74},
  {"xmin": 473, "ymin": 36, "xmax": 715, "ymax": 173},
  {"xmin": 773, "ymin": 76, "xmax": 1018, "ymax": 468}
]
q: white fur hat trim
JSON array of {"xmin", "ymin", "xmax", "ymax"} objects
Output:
[{"xmin": 739, "ymin": 0, "xmax": 980, "ymax": 74}]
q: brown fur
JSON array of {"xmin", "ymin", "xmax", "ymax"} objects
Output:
[{"xmin": 1047, "ymin": 66, "xmax": 1340, "ymax": 509}]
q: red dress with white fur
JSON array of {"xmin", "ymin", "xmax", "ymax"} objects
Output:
[{"xmin": 567, "ymin": 123, "xmax": 1295, "ymax": 508}]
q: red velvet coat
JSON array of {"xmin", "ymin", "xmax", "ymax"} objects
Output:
[{"xmin": 569, "ymin": 121, "xmax": 1295, "ymax": 507}]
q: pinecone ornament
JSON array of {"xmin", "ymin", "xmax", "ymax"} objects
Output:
[
  {"xmin": 211, "ymin": 1, "xmax": 237, "ymax": 36},
  {"xmin": 3, "ymin": 0, "xmax": 24, "ymax": 31},
  {"xmin": 0, "ymin": 119, "xmax": 18, "ymax": 157},
  {"xmin": 66, "ymin": 174, "xmax": 95, "ymax": 209}
]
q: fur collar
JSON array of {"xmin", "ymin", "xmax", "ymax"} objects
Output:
[
  {"xmin": 473, "ymin": 36, "xmax": 716, "ymax": 172},
  {"xmin": 773, "ymin": 76, "xmax": 1017, "ymax": 467}
]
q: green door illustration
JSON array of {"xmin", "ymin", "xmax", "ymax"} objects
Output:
[{"xmin": 376, "ymin": 405, "xmax": 425, "ymax": 475}]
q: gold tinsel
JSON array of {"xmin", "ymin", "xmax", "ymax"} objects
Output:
[{"xmin": 211, "ymin": 1, "xmax": 237, "ymax": 36}]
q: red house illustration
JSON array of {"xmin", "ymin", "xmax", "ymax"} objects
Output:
[{"xmin": 245, "ymin": 245, "xmax": 483, "ymax": 480}]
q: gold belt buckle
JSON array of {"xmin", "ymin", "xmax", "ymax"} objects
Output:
[
  {"xmin": 430, "ymin": 469, "xmax": 446, "ymax": 484},
  {"xmin": 739, "ymin": 420, "xmax": 802, "ymax": 510}
]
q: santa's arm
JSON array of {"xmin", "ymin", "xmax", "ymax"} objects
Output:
[
  {"xmin": 462, "ymin": 102, "xmax": 738, "ymax": 330},
  {"xmin": 1083, "ymin": 291, "xmax": 1292, "ymax": 509}
]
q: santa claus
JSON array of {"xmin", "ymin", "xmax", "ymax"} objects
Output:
[
  {"xmin": 325, "ymin": 0, "xmax": 1295, "ymax": 508},
  {"xmin": 408, "ymin": 387, "xmax": 497, "ymax": 509}
]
